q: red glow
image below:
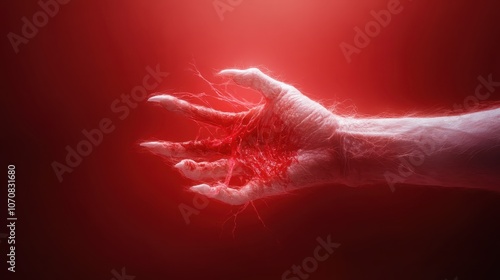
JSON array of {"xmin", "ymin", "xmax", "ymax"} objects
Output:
[{"xmin": 3, "ymin": 0, "xmax": 500, "ymax": 279}]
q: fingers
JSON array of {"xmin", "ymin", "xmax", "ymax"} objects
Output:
[
  {"xmin": 148, "ymin": 95, "xmax": 245, "ymax": 127},
  {"xmin": 140, "ymin": 139, "xmax": 231, "ymax": 159},
  {"xmin": 189, "ymin": 180, "xmax": 286, "ymax": 205},
  {"xmin": 190, "ymin": 182, "xmax": 257, "ymax": 205},
  {"xmin": 218, "ymin": 68, "xmax": 287, "ymax": 99},
  {"xmin": 174, "ymin": 159, "xmax": 246, "ymax": 181}
]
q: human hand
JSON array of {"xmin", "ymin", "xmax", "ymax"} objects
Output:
[{"xmin": 141, "ymin": 68, "xmax": 342, "ymax": 205}]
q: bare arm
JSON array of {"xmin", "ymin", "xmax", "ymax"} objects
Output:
[
  {"xmin": 338, "ymin": 109, "xmax": 500, "ymax": 191},
  {"xmin": 142, "ymin": 68, "xmax": 500, "ymax": 205}
]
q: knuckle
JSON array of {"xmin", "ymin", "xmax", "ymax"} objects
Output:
[{"xmin": 247, "ymin": 67, "xmax": 261, "ymax": 74}]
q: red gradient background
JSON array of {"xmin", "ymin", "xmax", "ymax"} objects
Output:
[{"xmin": 2, "ymin": 0, "xmax": 500, "ymax": 279}]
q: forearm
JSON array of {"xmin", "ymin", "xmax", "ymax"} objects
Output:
[{"xmin": 337, "ymin": 108, "xmax": 500, "ymax": 191}]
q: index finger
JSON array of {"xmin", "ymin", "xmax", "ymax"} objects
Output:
[{"xmin": 218, "ymin": 68, "xmax": 288, "ymax": 99}]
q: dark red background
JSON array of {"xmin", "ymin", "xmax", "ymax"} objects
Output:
[{"xmin": 2, "ymin": 0, "xmax": 500, "ymax": 279}]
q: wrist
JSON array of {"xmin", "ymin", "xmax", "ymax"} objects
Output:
[{"xmin": 336, "ymin": 116, "xmax": 398, "ymax": 187}]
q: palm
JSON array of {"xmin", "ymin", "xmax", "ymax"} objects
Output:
[{"xmin": 142, "ymin": 68, "xmax": 340, "ymax": 205}]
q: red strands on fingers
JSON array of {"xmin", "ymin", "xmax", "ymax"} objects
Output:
[
  {"xmin": 140, "ymin": 139, "xmax": 232, "ymax": 160},
  {"xmin": 218, "ymin": 68, "xmax": 288, "ymax": 100},
  {"xmin": 148, "ymin": 94, "xmax": 247, "ymax": 127}
]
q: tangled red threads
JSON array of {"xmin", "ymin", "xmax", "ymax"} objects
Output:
[{"xmin": 224, "ymin": 105, "xmax": 298, "ymax": 186}]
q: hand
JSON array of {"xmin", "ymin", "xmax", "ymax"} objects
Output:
[{"xmin": 141, "ymin": 68, "xmax": 342, "ymax": 205}]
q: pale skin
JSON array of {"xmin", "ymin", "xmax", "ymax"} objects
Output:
[{"xmin": 141, "ymin": 68, "xmax": 500, "ymax": 205}]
